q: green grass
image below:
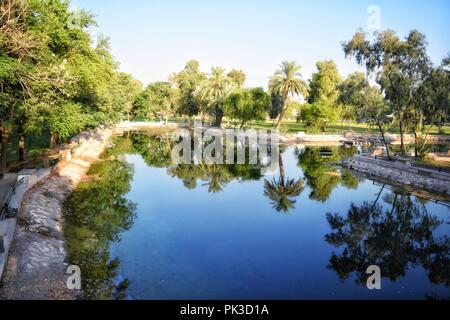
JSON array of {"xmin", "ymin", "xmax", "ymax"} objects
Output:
[{"xmin": 236, "ymin": 120, "xmax": 450, "ymax": 135}]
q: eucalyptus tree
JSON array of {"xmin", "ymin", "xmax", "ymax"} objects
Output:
[
  {"xmin": 411, "ymin": 56, "xmax": 450, "ymax": 156},
  {"xmin": 199, "ymin": 67, "xmax": 234, "ymax": 127},
  {"xmin": 343, "ymin": 30, "xmax": 432, "ymax": 155},
  {"xmin": 268, "ymin": 61, "xmax": 309, "ymax": 128},
  {"xmin": 357, "ymin": 86, "xmax": 393, "ymax": 158}
]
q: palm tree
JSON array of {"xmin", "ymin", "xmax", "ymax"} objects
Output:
[
  {"xmin": 269, "ymin": 61, "xmax": 309, "ymax": 128},
  {"xmin": 199, "ymin": 67, "xmax": 234, "ymax": 127},
  {"xmin": 264, "ymin": 151, "xmax": 304, "ymax": 213}
]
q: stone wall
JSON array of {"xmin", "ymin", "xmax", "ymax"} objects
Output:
[
  {"xmin": 342, "ymin": 155, "xmax": 450, "ymax": 198},
  {"xmin": 0, "ymin": 127, "xmax": 114, "ymax": 299}
]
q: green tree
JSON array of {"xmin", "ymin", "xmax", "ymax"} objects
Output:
[
  {"xmin": 227, "ymin": 69, "xmax": 246, "ymax": 87},
  {"xmin": 357, "ymin": 86, "xmax": 393, "ymax": 158},
  {"xmin": 170, "ymin": 60, "xmax": 206, "ymax": 120},
  {"xmin": 305, "ymin": 60, "xmax": 341, "ymax": 131},
  {"xmin": 337, "ymin": 72, "xmax": 367, "ymax": 129},
  {"xmin": 133, "ymin": 82, "xmax": 178, "ymax": 124},
  {"xmin": 343, "ymin": 30, "xmax": 432, "ymax": 155},
  {"xmin": 223, "ymin": 87, "xmax": 269, "ymax": 128},
  {"xmin": 411, "ymin": 56, "xmax": 450, "ymax": 157},
  {"xmin": 268, "ymin": 61, "xmax": 309, "ymax": 128},
  {"xmin": 199, "ymin": 67, "xmax": 234, "ymax": 127},
  {"xmin": 64, "ymin": 159, "xmax": 137, "ymax": 299}
]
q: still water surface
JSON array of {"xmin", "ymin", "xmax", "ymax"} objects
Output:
[{"xmin": 64, "ymin": 133, "xmax": 450, "ymax": 299}]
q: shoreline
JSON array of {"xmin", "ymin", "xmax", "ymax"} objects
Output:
[
  {"xmin": 341, "ymin": 155, "xmax": 450, "ymax": 201},
  {"xmin": 0, "ymin": 121, "xmax": 449, "ymax": 299}
]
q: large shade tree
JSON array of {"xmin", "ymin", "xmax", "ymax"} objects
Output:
[
  {"xmin": 303, "ymin": 60, "xmax": 341, "ymax": 132},
  {"xmin": 223, "ymin": 87, "xmax": 270, "ymax": 128},
  {"xmin": 343, "ymin": 29, "xmax": 432, "ymax": 155}
]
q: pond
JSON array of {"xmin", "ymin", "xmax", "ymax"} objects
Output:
[{"xmin": 63, "ymin": 132, "xmax": 450, "ymax": 300}]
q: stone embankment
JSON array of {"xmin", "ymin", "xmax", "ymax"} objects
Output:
[
  {"xmin": 342, "ymin": 155, "xmax": 450, "ymax": 199},
  {"xmin": 281, "ymin": 132, "xmax": 450, "ymax": 145},
  {"xmin": 0, "ymin": 127, "xmax": 114, "ymax": 299}
]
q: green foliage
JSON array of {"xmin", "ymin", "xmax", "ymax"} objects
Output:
[
  {"xmin": 343, "ymin": 29, "xmax": 433, "ymax": 155},
  {"xmin": 269, "ymin": 61, "xmax": 309, "ymax": 127},
  {"xmin": 170, "ymin": 60, "xmax": 206, "ymax": 118},
  {"xmin": 267, "ymin": 93, "xmax": 284, "ymax": 120},
  {"xmin": 297, "ymin": 146, "xmax": 359, "ymax": 202},
  {"xmin": 133, "ymin": 82, "xmax": 178, "ymax": 122},
  {"xmin": 304, "ymin": 60, "xmax": 341, "ymax": 131},
  {"xmin": 227, "ymin": 69, "xmax": 246, "ymax": 87},
  {"xmin": 64, "ymin": 159, "xmax": 137, "ymax": 299},
  {"xmin": 308, "ymin": 60, "xmax": 341, "ymax": 106},
  {"xmin": 198, "ymin": 67, "xmax": 235, "ymax": 126},
  {"xmin": 223, "ymin": 87, "xmax": 269, "ymax": 128},
  {"xmin": 302, "ymin": 102, "xmax": 338, "ymax": 132},
  {"xmin": 0, "ymin": 0, "xmax": 140, "ymax": 156}
]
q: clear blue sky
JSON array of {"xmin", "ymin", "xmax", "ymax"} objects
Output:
[{"xmin": 72, "ymin": 0, "xmax": 450, "ymax": 87}]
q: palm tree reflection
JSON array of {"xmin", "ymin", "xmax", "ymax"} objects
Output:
[{"xmin": 264, "ymin": 148, "xmax": 304, "ymax": 213}]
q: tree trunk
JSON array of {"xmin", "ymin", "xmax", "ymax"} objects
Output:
[
  {"xmin": 214, "ymin": 104, "xmax": 223, "ymax": 128},
  {"xmin": 369, "ymin": 184, "xmax": 385, "ymax": 213},
  {"xmin": 377, "ymin": 121, "xmax": 391, "ymax": 159},
  {"xmin": 398, "ymin": 119, "xmax": 405, "ymax": 155},
  {"xmin": 279, "ymin": 152, "xmax": 285, "ymax": 186},
  {"xmin": 413, "ymin": 129, "xmax": 418, "ymax": 158},
  {"xmin": 50, "ymin": 132, "xmax": 59, "ymax": 149},
  {"xmin": 18, "ymin": 133, "xmax": 25, "ymax": 161},
  {"xmin": 0, "ymin": 126, "xmax": 8, "ymax": 176},
  {"xmin": 240, "ymin": 121, "xmax": 245, "ymax": 129},
  {"xmin": 276, "ymin": 94, "xmax": 289, "ymax": 128}
]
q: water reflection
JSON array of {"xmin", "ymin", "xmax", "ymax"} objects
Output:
[
  {"xmin": 107, "ymin": 134, "xmax": 359, "ymax": 214},
  {"xmin": 296, "ymin": 146, "xmax": 361, "ymax": 202},
  {"xmin": 325, "ymin": 187, "xmax": 450, "ymax": 290},
  {"xmin": 63, "ymin": 133, "xmax": 449, "ymax": 299},
  {"xmin": 64, "ymin": 160, "xmax": 137, "ymax": 299},
  {"xmin": 264, "ymin": 146, "xmax": 304, "ymax": 212}
]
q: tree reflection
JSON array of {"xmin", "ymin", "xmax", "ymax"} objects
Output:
[
  {"xmin": 264, "ymin": 148, "xmax": 304, "ymax": 213},
  {"xmin": 325, "ymin": 190, "xmax": 450, "ymax": 287},
  {"xmin": 297, "ymin": 146, "xmax": 359, "ymax": 202},
  {"xmin": 64, "ymin": 159, "xmax": 137, "ymax": 299}
]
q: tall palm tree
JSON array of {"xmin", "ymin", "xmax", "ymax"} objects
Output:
[
  {"xmin": 269, "ymin": 61, "xmax": 309, "ymax": 128},
  {"xmin": 264, "ymin": 151, "xmax": 304, "ymax": 213},
  {"xmin": 199, "ymin": 67, "xmax": 234, "ymax": 127}
]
